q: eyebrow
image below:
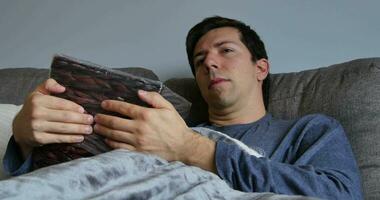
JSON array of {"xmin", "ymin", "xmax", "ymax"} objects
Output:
[{"xmin": 193, "ymin": 40, "xmax": 239, "ymax": 59}]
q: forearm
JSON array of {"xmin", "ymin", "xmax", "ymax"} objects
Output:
[
  {"xmin": 12, "ymin": 115, "xmax": 33, "ymax": 160},
  {"xmin": 180, "ymin": 130, "xmax": 217, "ymax": 174},
  {"xmin": 215, "ymin": 140, "xmax": 362, "ymax": 199}
]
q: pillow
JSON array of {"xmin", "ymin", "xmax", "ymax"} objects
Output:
[{"xmin": 0, "ymin": 104, "xmax": 22, "ymax": 180}]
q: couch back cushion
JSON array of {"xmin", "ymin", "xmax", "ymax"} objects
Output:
[
  {"xmin": 0, "ymin": 67, "xmax": 159, "ymax": 105},
  {"xmin": 164, "ymin": 58, "xmax": 380, "ymax": 199}
]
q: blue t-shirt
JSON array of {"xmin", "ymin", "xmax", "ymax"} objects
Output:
[{"xmin": 3, "ymin": 113, "xmax": 363, "ymax": 199}]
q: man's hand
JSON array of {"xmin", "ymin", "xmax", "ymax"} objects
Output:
[
  {"xmin": 94, "ymin": 90, "xmax": 217, "ymax": 172},
  {"xmin": 12, "ymin": 78, "xmax": 94, "ymax": 159}
]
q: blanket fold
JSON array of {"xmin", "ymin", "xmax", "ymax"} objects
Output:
[{"xmin": 0, "ymin": 128, "xmax": 318, "ymax": 200}]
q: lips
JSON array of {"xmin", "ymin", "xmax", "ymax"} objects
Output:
[{"xmin": 208, "ymin": 78, "xmax": 229, "ymax": 89}]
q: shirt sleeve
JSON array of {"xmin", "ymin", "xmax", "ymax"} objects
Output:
[
  {"xmin": 2, "ymin": 136, "xmax": 33, "ymax": 176},
  {"xmin": 214, "ymin": 116, "xmax": 363, "ymax": 200}
]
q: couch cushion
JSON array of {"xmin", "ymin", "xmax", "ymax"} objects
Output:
[
  {"xmin": 164, "ymin": 58, "xmax": 380, "ymax": 199},
  {"xmin": 0, "ymin": 67, "xmax": 159, "ymax": 105}
]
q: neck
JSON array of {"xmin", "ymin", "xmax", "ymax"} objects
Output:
[{"xmin": 208, "ymin": 98, "xmax": 266, "ymax": 126}]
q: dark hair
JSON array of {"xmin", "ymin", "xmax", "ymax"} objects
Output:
[
  {"xmin": 186, "ymin": 16, "xmax": 268, "ymax": 75},
  {"xmin": 185, "ymin": 16, "xmax": 270, "ymax": 108}
]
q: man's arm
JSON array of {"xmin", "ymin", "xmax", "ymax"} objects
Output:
[
  {"xmin": 3, "ymin": 136, "xmax": 33, "ymax": 176},
  {"xmin": 212, "ymin": 117, "xmax": 362, "ymax": 200},
  {"xmin": 94, "ymin": 91, "xmax": 362, "ymax": 199},
  {"xmin": 179, "ymin": 131, "xmax": 217, "ymax": 173},
  {"xmin": 94, "ymin": 90, "xmax": 218, "ymax": 172}
]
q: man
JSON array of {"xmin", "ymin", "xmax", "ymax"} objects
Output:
[{"xmin": 4, "ymin": 16, "xmax": 362, "ymax": 199}]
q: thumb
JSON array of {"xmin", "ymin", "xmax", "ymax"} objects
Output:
[
  {"xmin": 138, "ymin": 90, "xmax": 173, "ymax": 109},
  {"xmin": 36, "ymin": 78, "xmax": 65, "ymax": 95}
]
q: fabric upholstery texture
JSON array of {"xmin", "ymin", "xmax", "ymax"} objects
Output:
[{"xmin": 165, "ymin": 58, "xmax": 380, "ymax": 200}]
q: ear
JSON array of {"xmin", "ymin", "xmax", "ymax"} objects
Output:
[{"xmin": 255, "ymin": 58, "xmax": 269, "ymax": 81}]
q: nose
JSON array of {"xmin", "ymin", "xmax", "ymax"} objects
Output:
[{"xmin": 203, "ymin": 53, "xmax": 219, "ymax": 73}]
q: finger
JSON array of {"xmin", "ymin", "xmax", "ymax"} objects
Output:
[
  {"xmin": 138, "ymin": 90, "xmax": 174, "ymax": 109},
  {"xmin": 32, "ymin": 94, "xmax": 85, "ymax": 113},
  {"xmin": 34, "ymin": 131, "xmax": 84, "ymax": 145},
  {"xmin": 36, "ymin": 78, "xmax": 65, "ymax": 95},
  {"xmin": 35, "ymin": 107, "xmax": 93, "ymax": 124},
  {"xmin": 94, "ymin": 114, "xmax": 135, "ymax": 132},
  {"xmin": 105, "ymin": 138, "xmax": 136, "ymax": 150},
  {"xmin": 94, "ymin": 124, "xmax": 136, "ymax": 145},
  {"xmin": 32, "ymin": 120, "xmax": 93, "ymax": 135},
  {"xmin": 101, "ymin": 100, "xmax": 145, "ymax": 119}
]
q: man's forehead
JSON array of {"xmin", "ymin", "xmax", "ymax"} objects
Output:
[
  {"xmin": 194, "ymin": 27, "xmax": 242, "ymax": 53},
  {"xmin": 197, "ymin": 27, "xmax": 240, "ymax": 46}
]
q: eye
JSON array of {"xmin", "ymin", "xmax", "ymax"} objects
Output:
[
  {"xmin": 194, "ymin": 57, "xmax": 205, "ymax": 68},
  {"xmin": 222, "ymin": 48, "xmax": 234, "ymax": 53}
]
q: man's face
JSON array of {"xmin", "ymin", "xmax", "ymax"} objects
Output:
[{"xmin": 193, "ymin": 27, "xmax": 265, "ymax": 110}]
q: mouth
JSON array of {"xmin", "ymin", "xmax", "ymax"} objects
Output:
[{"xmin": 208, "ymin": 78, "xmax": 230, "ymax": 89}]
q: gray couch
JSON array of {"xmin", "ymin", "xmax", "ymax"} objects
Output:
[{"xmin": 0, "ymin": 58, "xmax": 379, "ymax": 199}]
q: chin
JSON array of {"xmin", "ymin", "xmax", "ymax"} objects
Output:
[
  {"xmin": 206, "ymin": 95, "xmax": 232, "ymax": 109},
  {"xmin": 202, "ymin": 87, "xmax": 232, "ymax": 106}
]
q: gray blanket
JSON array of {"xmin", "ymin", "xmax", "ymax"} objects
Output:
[{"xmin": 0, "ymin": 128, "xmax": 318, "ymax": 200}]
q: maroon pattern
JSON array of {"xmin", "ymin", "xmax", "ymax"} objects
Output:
[{"xmin": 32, "ymin": 55, "xmax": 163, "ymax": 169}]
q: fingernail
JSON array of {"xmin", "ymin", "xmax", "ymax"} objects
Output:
[
  {"xmin": 85, "ymin": 126, "xmax": 92, "ymax": 134},
  {"xmin": 76, "ymin": 136, "xmax": 84, "ymax": 142},
  {"xmin": 78, "ymin": 107, "xmax": 85, "ymax": 113},
  {"xmin": 87, "ymin": 115, "xmax": 93, "ymax": 123},
  {"xmin": 56, "ymin": 84, "xmax": 65, "ymax": 89},
  {"xmin": 138, "ymin": 90, "xmax": 146, "ymax": 95},
  {"xmin": 101, "ymin": 101, "xmax": 107, "ymax": 108}
]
